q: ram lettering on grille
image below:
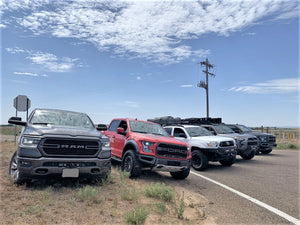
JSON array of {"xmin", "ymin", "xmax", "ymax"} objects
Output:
[{"xmin": 42, "ymin": 138, "xmax": 99, "ymax": 156}]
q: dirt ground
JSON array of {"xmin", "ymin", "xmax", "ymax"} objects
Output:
[{"xmin": 0, "ymin": 140, "xmax": 215, "ymax": 225}]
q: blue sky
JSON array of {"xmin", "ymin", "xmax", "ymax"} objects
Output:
[{"xmin": 1, "ymin": 0, "xmax": 299, "ymax": 127}]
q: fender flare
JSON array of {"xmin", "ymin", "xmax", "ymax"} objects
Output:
[{"xmin": 122, "ymin": 140, "xmax": 139, "ymax": 157}]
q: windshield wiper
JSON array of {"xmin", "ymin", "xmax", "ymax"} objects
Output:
[
  {"xmin": 32, "ymin": 122, "xmax": 53, "ymax": 125},
  {"xmin": 151, "ymin": 133, "xmax": 164, "ymax": 136}
]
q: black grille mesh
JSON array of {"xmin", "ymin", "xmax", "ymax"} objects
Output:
[
  {"xmin": 156, "ymin": 143, "xmax": 188, "ymax": 159},
  {"xmin": 41, "ymin": 139, "xmax": 99, "ymax": 156}
]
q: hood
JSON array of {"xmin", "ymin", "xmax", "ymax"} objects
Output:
[
  {"xmin": 23, "ymin": 124, "xmax": 103, "ymax": 139},
  {"xmin": 245, "ymin": 131, "xmax": 275, "ymax": 137},
  {"xmin": 191, "ymin": 136, "xmax": 234, "ymax": 142},
  {"xmin": 132, "ymin": 133, "xmax": 188, "ymax": 147}
]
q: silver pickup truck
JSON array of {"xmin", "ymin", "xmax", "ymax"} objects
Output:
[{"xmin": 164, "ymin": 125, "xmax": 237, "ymax": 171}]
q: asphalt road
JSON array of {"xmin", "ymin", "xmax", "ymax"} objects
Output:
[{"xmin": 187, "ymin": 150, "xmax": 300, "ymax": 224}]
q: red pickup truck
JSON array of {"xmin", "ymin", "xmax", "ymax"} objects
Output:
[{"xmin": 102, "ymin": 118, "xmax": 191, "ymax": 179}]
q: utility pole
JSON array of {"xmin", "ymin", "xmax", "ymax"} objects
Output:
[{"xmin": 197, "ymin": 58, "xmax": 215, "ymax": 118}]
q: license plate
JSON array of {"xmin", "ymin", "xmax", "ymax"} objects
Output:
[{"xmin": 62, "ymin": 168, "xmax": 79, "ymax": 178}]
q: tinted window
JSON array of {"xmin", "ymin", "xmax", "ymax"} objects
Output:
[
  {"xmin": 108, "ymin": 120, "xmax": 121, "ymax": 132},
  {"xmin": 237, "ymin": 124, "xmax": 253, "ymax": 132},
  {"xmin": 129, "ymin": 120, "xmax": 170, "ymax": 137},
  {"xmin": 174, "ymin": 128, "xmax": 186, "ymax": 138},
  {"xmin": 214, "ymin": 125, "xmax": 235, "ymax": 134},
  {"xmin": 227, "ymin": 125, "xmax": 241, "ymax": 133},
  {"xmin": 164, "ymin": 128, "xmax": 172, "ymax": 135},
  {"xmin": 185, "ymin": 126, "xmax": 212, "ymax": 137}
]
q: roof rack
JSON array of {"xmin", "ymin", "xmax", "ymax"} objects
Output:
[{"xmin": 147, "ymin": 116, "xmax": 222, "ymax": 126}]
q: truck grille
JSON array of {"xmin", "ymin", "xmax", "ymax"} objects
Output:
[
  {"xmin": 156, "ymin": 143, "xmax": 188, "ymax": 159},
  {"xmin": 248, "ymin": 137, "xmax": 258, "ymax": 146},
  {"xmin": 268, "ymin": 136, "xmax": 276, "ymax": 143},
  {"xmin": 41, "ymin": 138, "xmax": 100, "ymax": 156},
  {"xmin": 219, "ymin": 141, "xmax": 235, "ymax": 147}
]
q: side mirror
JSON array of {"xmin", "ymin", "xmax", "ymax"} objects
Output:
[
  {"xmin": 8, "ymin": 117, "xmax": 26, "ymax": 126},
  {"xmin": 117, "ymin": 127, "xmax": 125, "ymax": 135},
  {"xmin": 96, "ymin": 124, "xmax": 107, "ymax": 131}
]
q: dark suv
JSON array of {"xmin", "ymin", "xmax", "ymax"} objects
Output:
[
  {"xmin": 227, "ymin": 124, "xmax": 277, "ymax": 154},
  {"xmin": 8, "ymin": 108, "xmax": 111, "ymax": 184}
]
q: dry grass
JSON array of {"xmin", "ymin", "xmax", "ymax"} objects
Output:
[{"xmin": 0, "ymin": 141, "xmax": 212, "ymax": 225}]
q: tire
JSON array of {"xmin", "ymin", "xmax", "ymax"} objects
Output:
[
  {"xmin": 241, "ymin": 150, "xmax": 256, "ymax": 160},
  {"xmin": 219, "ymin": 156, "xmax": 236, "ymax": 167},
  {"xmin": 260, "ymin": 149, "xmax": 272, "ymax": 154},
  {"xmin": 170, "ymin": 167, "xmax": 190, "ymax": 180},
  {"xmin": 121, "ymin": 150, "xmax": 141, "ymax": 178},
  {"xmin": 191, "ymin": 150, "xmax": 208, "ymax": 171},
  {"xmin": 9, "ymin": 151, "xmax": 28, "ymax": 185}
]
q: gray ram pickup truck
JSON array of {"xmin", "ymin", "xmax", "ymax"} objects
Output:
[{"xmin": 8, "ymin": 108, "xmax": 111, "ymax": 184}]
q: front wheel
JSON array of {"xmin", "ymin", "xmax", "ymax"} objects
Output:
[
  {"xmin": 260, "ymin": 149, "xmax": 272, "ymax": 154},
  {"xmin": 241, "ymin": 150, "xmax": 255, "ymax": 160},
  {"xmin": 191, "ymin": 150, "xmax": 208, "ymax": 171},
  {"xmin": 170, "ymin": 167, "xmax": 190, "ymax": 180},
  {"xmin": 219, "ymin": 156, "xmax": 236, "ymax": 167},
  {"xmin": 121, "ymin": 150, "xmax": 141, "ymax": 178},
  {"xmin": 9, "ymin": 151, "xmax": 28, "ymax": 185}
]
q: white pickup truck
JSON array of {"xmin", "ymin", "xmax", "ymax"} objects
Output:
[{"xmin": 164, "ymin": 125, "xmax": 237, "ymax": 171}]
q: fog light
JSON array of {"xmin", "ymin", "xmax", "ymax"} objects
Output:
[
  {"xmin": 98, "ymin": 150, "xmax": 111, "ymax": 159},
  {"xmin": 20, "ymin": 161, "xmax": 32, "ymax": 167}
]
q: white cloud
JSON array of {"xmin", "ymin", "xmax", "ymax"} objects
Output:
[
  {"xmin": 13, "ymin": 71, "xmax": 48, "ymax": 77},
  {"xmin": 136, "ymin": 76, "xmax": 141, "ymax": 80},
  {"xmin": 229, "ymin": 78, "xmax": 300, "ymax": 94},
  {"xmin": 27, "ymin": 52, "xmax": 78, "ymax": 72},
  {"xmin": 180, "ymin": 84, "xmax": 194, "ymax": 88},
  {"xmin": 124, "ymin": 101, "xmax": 139, "ymax": 108},
  {"xmin": 2, "ymin": 0, "xmax": 297, "ymax": 64},
  {"xmin": 14, "ymin": 72, "xmax": 38, "ymax": 76},
  {"xmin": 6, "ymin": 47, "xmax": 80, "ymax": 72},
  {"xmin": 6, "ymin": 47, "xmax": 28, "ymax": 54}
]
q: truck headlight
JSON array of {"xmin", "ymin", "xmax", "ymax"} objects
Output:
[
  {"xmin": 102, "ymin": 141, "xmax": 111, "ymax": 151},
  {"xmin": 21, "ymin": 137, "xmax": 40, "ymax": 148},
  {"xmin": 142, "ymin": 141, "xmax": 155, "ymax": 153},
  {"xmin": 258, "ymin": 136, "xmax": 267, "ymax": 142},
  {"xmin": 99, "ymin": 141, "xmax": 111, "ymax": 158},
  {"xmin": 207, "ymin": 141, "xmax": 218, "ymax": 147}
]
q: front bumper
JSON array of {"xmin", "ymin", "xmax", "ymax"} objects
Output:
[
  {"xmin": 203, "ymin": 147, "xmax": 237, "ymax": 161},
  {"xmin": 137, "ymin": 154, "xmax": 190, "ymax": 172},
  {"xmin": 259, "ymin": 142, "xmax": 277, "ymax": 150},
  {"xmin": 236, "ymin": 144, "xmax": 258, "ymax": 155},
  {"xmin": 17, "ymin": 156, "xmax": 111, "ymax": 179}
]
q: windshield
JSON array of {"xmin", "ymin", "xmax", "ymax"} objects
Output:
[
  {"xmin": 129, "ymin": 120, "xmax": 170, "ymax": 137},
  {"xmin": 185, "ymin": 126, "xmax": 213, "ymax": 137},
  {"xmin": 215, "ymin": 125, "xmax": 235, "ymax": 134},
  {"xmin": 237, "ymin": 124, "xmax": 253, "ymax": 132},
  {"xmin": 30, "ymin": 109, "xmax": 94, "ymax": 129}
]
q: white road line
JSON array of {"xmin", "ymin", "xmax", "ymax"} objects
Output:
[{"xmin": 191, "ymin": 171, "xmax": 300, "ymax": 225}]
